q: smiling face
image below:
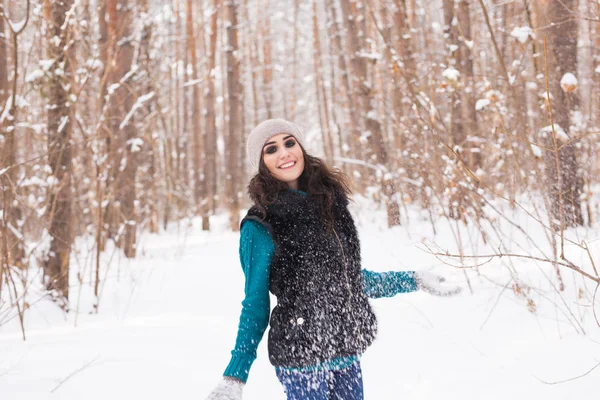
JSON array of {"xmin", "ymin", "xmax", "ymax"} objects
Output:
[{"xmin": 261, "ymin": 133, "xmax": 305, "ymax": 190}]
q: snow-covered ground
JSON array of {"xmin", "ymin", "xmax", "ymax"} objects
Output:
[{"xmin": 1, "ymin": 198, "xmax": 599, "ymax": 399}]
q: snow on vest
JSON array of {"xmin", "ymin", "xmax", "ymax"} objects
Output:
[{"xmin": 241, "ymin": 189, "xmax": 378, "ymax": 368}]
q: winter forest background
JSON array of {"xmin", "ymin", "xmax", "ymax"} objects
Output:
[{"xmin": 1, "ymin": 0, "xmax": 600, "ymax": 398}]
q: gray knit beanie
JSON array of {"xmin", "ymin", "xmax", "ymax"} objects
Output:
[{"xmin": 246, "ymin": 118, "xmax": 305, "ymax": 172}]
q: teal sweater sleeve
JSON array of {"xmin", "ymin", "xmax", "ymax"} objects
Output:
[
  {"xmin": 223, "ymin": 220, "xmax": 275, "ymax": 383},
  {"xmin": 361, "ymin": 269, "xmax": 418, "ymax": 298}
]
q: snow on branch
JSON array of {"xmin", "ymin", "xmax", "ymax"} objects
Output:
[
  {"xmin": 560, "ymin": 72, "xmax": 578, "ymax": 93},
  {"xmin": 510, "ymin": 26, "xmax": 534, "ymax": 44},
  {"xmin": 119, "ymin": 92, "xmax": 155, "ymax": 130},
  {"xmin": 3, "ymin": 0, "xmax": 30, "ymax": 35},
  {"xmin": 58, "ymin": 116, "xmax": 69, "ymax": 133},
  {"xmin": 0, "ymin": 96, "xmax": 13, "ymax": 124}
]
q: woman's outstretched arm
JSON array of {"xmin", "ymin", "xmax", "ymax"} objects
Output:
[
  {"xmin": 361, "ymin": 269, "xmax": 418, "ymax": 298},
  {"xmin": 223, "ymin": 220, "xmax": 274, "ymax": 383}
]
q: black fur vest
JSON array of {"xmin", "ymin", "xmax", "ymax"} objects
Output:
[{"xmin": 241, "ymin": 189, "xmax": 377, "ymax": 367}]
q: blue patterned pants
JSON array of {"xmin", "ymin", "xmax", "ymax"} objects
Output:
[{"xmin": 275, "ymin": 362, "xmax": 364, "ymax": 400}]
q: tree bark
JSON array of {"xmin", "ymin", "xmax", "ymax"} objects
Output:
[
  {"xmin": 340, "ymin": 0, "xmax": 398, "ymax": 226},
  {"xmin": 443, "ymin": 0, "xmax": 470, "ymax": 220},
  {"xmin": 0, "ymin": 3, "xmax": 7, "ymax": 111},
  {"xmin": 594, "ymin": 2, "xmax": 600, "ymax": 129},
  {"xmin": 203, "ymin": 0, "xmax": 220, "ymax": 227},
  {"xmin": 326, "ymin": 0, "xmax": 358, "ymax": 168},
  {"xmin": 312, "ymin": 0, "xmax": 334, "ymax": 163},
  {"xmin": 106, "ymin": 0, "xmax": 138, "ymax": 257},
  {"xmin": 537, "ymin": 0, "xmax": 583, "ymax": 227},
  {"xmin": 288, "ymin": 0, "xmax": 300, "ymax": 120},
  {"xmin": 0, "ymin": 0, "xmax": 27, "ymax": 270},
  {"xmin": 456, "ymin": 0, "xmax": 480, "ymax": 168},
  {"xmin": 225, "ymin": 0, "xmax": 242, "ymax": 231},
  {"xmin": 338, "ymin": 0, "xmax": 367, "ymax": 165},
  {"xmin": 245, "ymin": 0, "xmax": 259, "ymax": 131},
  {"xmin": 186, "ymin": 0, "xmax": 205, "ymax": 222},
  {"xmin": 389, "ymin": 0, "xmax": 419, "ymax": 203},
  {"xmin": 117, "ymin": 1, "xmax": 137, "ymax": 258},
  {"xmin": 139, "ymin": 0, "xmax": 158, "ymax": 234},
  {"xmin": 260, "ymin": 0, "xmax": 273, "ymax": 119},
  {"xmin": 45, "ymin": 0, "xmax": 74, "ymax": 306}
]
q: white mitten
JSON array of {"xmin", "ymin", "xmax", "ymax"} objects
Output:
[
  {"xmin": 414, "ymin": 271, "xmax": 461, "ymax": 296},
  {"xmin": 206, "ymin": 377, "xmax": 244, "ymax": 400}
]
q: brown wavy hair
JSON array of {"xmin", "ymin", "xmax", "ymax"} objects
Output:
[{"xmin": 247, "ymin": 143, "xmax": 352, "ymax": 231}]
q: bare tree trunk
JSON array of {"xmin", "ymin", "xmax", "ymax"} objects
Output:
[
  {"xmin": 105, "ymin": 0, "xmax": 138, "ymax": 257},
  {"xmin": 373, "ymin": 0, "xmax": 402, "ymax": 224},
  {"xmin": 0, "ymin": 7, "xmax": 6, "ymax": 282},
  {"xmin": 186, "ymin": 0, "xmax": 204, "ymax": 222},
  {"xmin": 389, "ymin": 0, "xmax": 420, "ymax": 203},
  {"xmin": 443, "ymin": 0, "xmax": 465, "ymax": 150},
  {"xmin": 506, "ymin": 1, "xmax": 531, "ymax": 142},
  {"xmin": 44, "ymin": 0, "xmax": 74, "ymax": 306},
  {"xmin": 225, "ymin": 0, "xmax": 241, "ymax": 231},
  {"xmin": 0, "ymin": 0, "xmax": 7, "ymax": 160},
  {"xmin": 260, "ymin": 0, "xmax": 273, "ymax": 119},
  {"xmin": 238, "ymin": 7, "xmax": 248, "ymax": 198},
  {"xmin": 220, "ymin": 19, "xmax": 228, "ymax": 206},
  {"xmin": 245, "ymin": 0, "xmax": 259, "ymax": 130},
  {"xmin": 337, "ymin": 0, "xmax": 366, "ymax": 168},
  {"xmin": 389, "ymin": 0, "xmax": 413, "ymax": 130},
  {"xmin": 181, "ymin": 1, "xmax": 190, "ymax": 194},
  {"xmin": 443, "ymin": 0, "xmax": 469, "ymax": 221},
  {"xmin": 322, "ymin": 3, "xmax": 344, "ymax": 171},
  {"xmin": 241, "ymin": 0, "xmax": 259, "ymax": 191},
  {"xmin": 340, "ymin": 0, "xmax": 398, "ymax": 226},
  {"xmin": 0, "ymin": 3, "xmax": 7, "ymax": 112},
  {"xmin": 98, "ymin": 0, "xmax": 108, "ymax": 111},
  {"xmin": 326, "ymin": 0, "xmax": 357, "ymax": 168},
  {"xmin": 341, "ymin": 0, "xmax": 388, "ymax": 166},
  {"xmin": 203, "ymin": 0, "xmax": 220, "ymax": 228},
  {"xmin": 116, "ymin": 1, "xmax": 137, "ymax": 258},
  {"xmin": 407, "ymin": 0, "xmax": 417, "ymax": 27},
  {"xmin": 289, "ymin": 0, "xmax": 300, "ymax": 120},
  {"xmin": 198, "ymin": 0, "xmax": 210, "ymax": 225},
  {"xmin": 594, "ymin": 2, "xmax": 600, "ymax": 129},
  {"xmin": 104, "ymin": 0, "xmax": 120, "ymax": 243},
  {"xmin": 174, "ymin": 0, "xmax": 183, "ymax": 216},
  {"xmin": 312, "ymin": 0, "xmax": 334, "ymax": 163},
  {"xmin": 139, "ymin": 0, "xmax": 158, "ymax": 234},
  {"xmin": 537, "ymin": 0, "xmax": 583, "ymax": 227},
  {"xmin": 456, "ymin": 0, "xmax": 480, "ymax": 168},
  {"xmin": 0, "ymin": 1, "xmax": 28, "ymax": 270}
]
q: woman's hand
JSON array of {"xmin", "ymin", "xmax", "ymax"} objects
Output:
[
  {"xmin": 206, "ymin": 377, "xmax": 244, "ymax": 400},
  {"xmin": 414, "ymin": 271, "xmax": 461, "ymax": 296}
]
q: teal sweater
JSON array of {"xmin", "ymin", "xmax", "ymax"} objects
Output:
[{"xmin": 224, "ymin": 189, "xmax": 418, "ymax": 383}]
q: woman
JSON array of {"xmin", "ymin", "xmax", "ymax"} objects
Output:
[{"xmin": 206, "ymin": 119, "xmax": 460, "ymax": 400}]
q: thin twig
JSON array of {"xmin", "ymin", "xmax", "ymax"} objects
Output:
[
  {"xmin": 593, "ymin": 283, "xmax": 600, "ymax": 329},
  {"xmin": 50, "ymin": 354, "xmax": 102, "ymax": 393},
  {"xmin": 535, "ymin": 359, "xmax": 600, "ymax": 385},
  {"xmin": 421, "ymin": 243, "xmax": 600, "ymax": 284},
  {"xmin": 480, "ymin": 279, "xmax": 513, "ymax": 331},
  {"xmin": 499, "ymin": 127, "xmax": 600, "ymax": 153},
  {"xmin": 476, "ymin": 0, "xmax": 511, "ymax": 84},
  {"xmin": 582, "ymin": 241, "xmax": 599, "ymax": 278}
]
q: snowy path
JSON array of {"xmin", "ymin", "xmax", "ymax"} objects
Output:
[{"xmin": 1, "ymin": 207, "xmax": 598, "ymax": 399}]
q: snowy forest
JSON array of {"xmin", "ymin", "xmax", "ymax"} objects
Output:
[{"xmin": 1, "ymin": 0, "xmax": 600, "ymax": 398}]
